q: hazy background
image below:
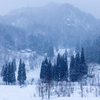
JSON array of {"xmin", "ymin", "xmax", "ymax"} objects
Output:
[{"xmin": 0, "ymin": 0, "xmax": 100, "ymax": 19}]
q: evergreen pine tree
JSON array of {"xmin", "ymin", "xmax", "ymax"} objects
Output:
[
  {"xmin": 81, "ymin": 48, "xmax": 85, "ymax": 64},
  {"xmin": 80, "ymin": 48, "xmax": 88, "ymax": 78},
  {"xmin": 59, "ymin": 56, "xmax": 67, "ymax": 81},
  {"xmin": 17, "ymin": 59, "xmax": 26, "ymax": 85},
  {"xmin": 53, "ymin": 53, "xmax": 68, "ymax": 81},
  {"xmin": 40, "ymin": 61, "xmax": 45, "ymax": 81},
  {"xmin": 63, "ymin": 51, "xmax": 68, "ymax": 81},
  {"xmin": 44, "ymin": 57, "xmax": 49, "ymax": 82},
  {"xmin": 17, "ymin": 59, "xmax": 22, "ymax": 85},
  {"xmin": 52, "ymin": 64, "xmax": 57, "ymax": 81},
  {"xmin": 47, "ymin": 60, "xmax": 52, "ymax": 82},
  {"xmin": 3, "ymin": 64, "xmax": 8, "ymax": 85},
  {"xmin": 74, "ymin": 52, "xmax": 81, "ymax": 81},
  {"xmin": 54, "ymin": 54, "xmax": 61, "ymax": 81},
  {"xmin": 59, "ymin": 56, "xmax": 64, "ymax": 81},
  {"xmin": 47, "ymin": 60, "xmax": 52, "ymax": 99},
  {"xmin": 8, "ymin": 62, "xmax": 11, "ymax": 85},
  {"xmin": 40, "ymin": 57, "xmax": 52, "ymax": 99},
  {"xmin": 22, "ymin": 62, "xmax": 26, "ymax": 84},
  {"xmin": 40, "ymin": 57, "xmax": 52, "ymax": 82},
  {"xmin": 70, "ymin": 55, "xmax": 76, "ymax": 82}
]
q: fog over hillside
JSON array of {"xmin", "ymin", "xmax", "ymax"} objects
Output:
[{"xmin": 0, "ymin": 3, "xmax": 100, "ymax": 54}]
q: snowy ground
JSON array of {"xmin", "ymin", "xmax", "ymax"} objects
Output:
[
  {"xmin": 0, "ymin": 85, "xmax": 36, "ymax": 100},
  {"xmin": 1, "ymin": 85, "xmax": 100, "ymax": 100}
]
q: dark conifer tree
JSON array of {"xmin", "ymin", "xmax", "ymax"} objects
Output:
[
  {"xmin": 40, "ymin": 57, "xmax": 48, "ymax": 82},
  {"xmin": 8, "ymin": 62, "xmax": 11, "ymax": 85},
  {"xmin": 70, "ymin": 55, "xmax": 76, "ymax": 82},
  {"xmin": 74, "ymin": 52, "xmax": 81, "ymax": 81},
  {"xmin": 80, "ymin": 48, "xmax": 88, "ymax": 79},
  {"xmin": 17, "ymin": 59, "xmax": 22, "ymax": 85},
  {"xmin": 54, "ymin": 54, "xmax": 61, "ymax": 81},
  {"xmin": 70, "ymin": 48, "xmax": 88, "ymax": 82},
  {"xmin": 53, "ymin": 52, "xmax": 68, "ymax": 81},
  {"xmin": 63, "ymin": 51, "xmax": 68, "ymax": 81},
  {"xmin": 17, "ymin": 59, "xmax": 26, "ymax": 85},
  {"xmin": 40, "ymin": 57, "xmax": 52, "ymax": 82},
  {"xmin": 60, "ymin": 55, "xmax": 68, "ymax": 81},
  {"xmin": 44, "ymin": 57, "xmax": 49, "ymax": 82},
  {"xmin": 59, "ymin": 56, "xmax": 64, "ymax": 81},
  {"xmin": 81, "ymin": 48, "xmax": 85, "ymax": 64},
  {"xmin": 52, "ymin": 64, "xmax": 57, "ymax": 81},
  {"xmin": 22, "ymin": 62, "xmax": 26, "ymax": 84},
  {"xmin": 46, "ymin": 59, "xmax": 52, "ymax": 99},
  {"xmin": 40, "ymin": 61, "xmax": 45, "ymax": 80},
  {"xmin": 3, "ymin": 64, "xmax": 8, "ymax": 85},
  {"xmin": 47, "ymin": 60, "xmax": 52, "ymax": 82},
  {"xmin": 57, "ymin": 53, "xmax": 61, "ymax": 67}
]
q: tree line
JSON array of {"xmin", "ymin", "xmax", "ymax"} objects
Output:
[
  {"xmin": 39, "ymin": 47, "xmax": 88, "ymax": 99},
  {"xmin": 1, "ymin": 59, "xmax": 26, "ymax": 85},
  {"xmin": 70, "ymin": 48, "xmax": 88, "ymax": 82},
  {"xmin": 40, "ymin": 48, "xmax": 88, "ymax": 83}
]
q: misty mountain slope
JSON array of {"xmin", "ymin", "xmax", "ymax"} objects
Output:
[
  {"xmin": 0, "ymin": 3, "xmax": 100, "ymax": 51},
  {"xmin": 4, "ymin": 3, "xmax": 98, "ymax": 28},
  {"xmin": 0, "ymin": 23, "xmax": 26, "ymax": 50}
]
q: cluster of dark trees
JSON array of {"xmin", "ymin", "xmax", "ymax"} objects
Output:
[
  {"xmin": 70, "ymin": 48, "xmax": 88, "ymax": 82},
  {"xmin": 2, "ymin": 59, "xmax": 16, "ymax": 85},
  {"xmin": 40, "ymin": 57, "xmax": 52, "ymax": 83},
  {"xmin": 53, "ymin": 51, "xmax": 68, "ymax": 81},
  {"xmin": 40, "ymin": 48, "xmax": 88, "ymax": 83},
  {"xmin": 2, "ymin": 59, "xmax": 26, "ymax": 85},
  {"xmin": 40, "ymin": 51, "xmax": 68, "ymax": 83}
]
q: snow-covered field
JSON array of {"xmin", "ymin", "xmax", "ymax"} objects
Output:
[
  {"xmin": 1, "ymin": 85, "xmax": 100, "ymax": 100},
  {"xmin": 0, "ymin": 85, "xmax": 40, "ymax": 100}
]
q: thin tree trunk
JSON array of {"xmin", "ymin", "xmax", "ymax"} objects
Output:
[
  {"xmin": 48, "ymin": 82, "xmax": 50, "ymax": 99},
  {"xmin": 6, "ymin": 81, "xmax": 7, "ymax": 85},
  {"xmin": 80, "ymin": 81, "xmax": 83, "ymax": 97},
  {"xmin": 41, "ymin": 82, "xmax": 44, "ymax": 99}
]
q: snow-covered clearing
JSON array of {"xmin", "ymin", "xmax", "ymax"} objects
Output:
[
  {"xmin": 0, "ymin": 85, "xmax": 37, "ymax": 100},
  {"xmin": 0, "ymin": 85, "xmax": 100, "ymax": 100}
]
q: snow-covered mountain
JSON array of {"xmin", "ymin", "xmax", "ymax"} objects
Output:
[{"xmin": 0, "ymin": 3, "xmax": 100, "ymax": 53}]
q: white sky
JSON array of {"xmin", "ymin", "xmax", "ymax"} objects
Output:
[{"xmin": 0, "ymin": 0, "xmax": 100, "ymax": 19}]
